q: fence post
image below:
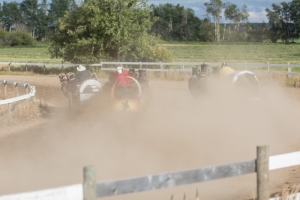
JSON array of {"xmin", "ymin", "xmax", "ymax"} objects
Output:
[
  {"xmin": 30, "ymin": 86, "xmax": 35, "ymax": 103},
  {"xmin": 25, "ymin": 84, "xmax": 29, "ymax": 94},
  {"xmin": 159, "ymin": 62, "xmax": 163, "ymax": 78},
  {"xmin": 256, "ymin": 146, "xmax": 269, "ymax": 200},
  {"xmin": 83, "ymin": 166, "xmax": 96, "ymax": 200},
  {"xmin": 3, "ymin": 80, "xmax": 7, "ymax": 99},
  {"xmin": 62, "ymin": 61, "xmax": 64, "ymax": 72},
  {"xmin": 43, "ymin": 65, "xmax": 46, "ymax": 75},
  {"xmin": 14, "ymin": 82, "xmax": 19, "ymax": 97},
  {"xmin": 244, "ymin": 61, "xmax": 247, "ymax": 70},
  {"xmin": 140, "ymin": 61, "xmax": 142, "ymax": 69},
  {"xmin": 8, "ymin": 61, "xmax": 11, "ymax": 72},
  {"xmin": 8, "ymin": 103, "xmax": 12, "ymax": 121},
  {"xmin": 25, "ymin": 84, "xmax": 29, "ymax": 105},
  {"xmin": 267, "ymin": 62, "xmax": 270, "ymax": 72},
  {"xmin": 26, "ymin": 61, "xmax": 28, "ymax": 72},
  {"xmin": 288, "ymin": 62, "xmax": 291, "ymax": 73}
]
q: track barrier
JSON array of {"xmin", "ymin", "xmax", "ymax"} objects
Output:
[
  {"xmin": 0, "ymin": 80, "xmax": 36, "ymax": 120},
  {"xmin": 0, "ymin": 61, "xmax": 300, "ymax": 75},
  {"xmin": 1, "ymin": 146, "xmax": 300, "ymax": 200}
]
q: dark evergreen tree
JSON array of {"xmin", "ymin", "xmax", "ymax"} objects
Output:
[
  {"xmin": 36, "ymin": 0, "xmax": 48, "ymax": 40},
  {"xmin": 1, "ymin": 1, "xmax": 22, "ymax": 32},
  {"xmin": 48, "ymin": 0, "xmax": 76, "ymax": 31},
  {"xmin": 150, "ymin": 3, "xmax": 211, "ymax": 41},
  {"xmin": 20, "ymin": 0, "xmax": 39, "ymax": 37}
]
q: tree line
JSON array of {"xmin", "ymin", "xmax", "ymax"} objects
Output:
[
  {"xmin": 0, "ymin": 0, "xmax": 299, "ymax": 44},
  {"xmin": 0, "ymin": 0, "xmax": 77, "ymax": 40},
  {"xmin": 150, "ymin": 0, "xmax": 300, "ymax": 43}
]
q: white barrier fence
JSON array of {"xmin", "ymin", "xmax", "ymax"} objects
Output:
[
  {"xmin": 0, "ymin": 61, "xmax": 300, "ymax": 74},
  {"xmin": 1, "ymin": 146, "xmax": 300, "ymax": 200},
  {"xmin": 0, "ymin": 80, "xmax": 36, "ymax": 119}
]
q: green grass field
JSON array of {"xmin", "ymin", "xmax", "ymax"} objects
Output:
[
  {"xmin": 0, "ymin": 42, "xmax": 61, "ymax": 63},
  {"xmin": 1, "ymin": 42, "xmax": 300, "ymax": 65},
  {"xmin": 164, "ymin": 43, "xmax": 300, "ymax": 64}
]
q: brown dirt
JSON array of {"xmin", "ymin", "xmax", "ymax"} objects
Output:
[{"xmin": 1, "ymin": 75, "xmax": 300, "ymax": 200}]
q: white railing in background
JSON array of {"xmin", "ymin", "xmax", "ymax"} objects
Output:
[
  {"xmin": 1, "ymin": 146, "xmax": 300, "ymax": 200},
  {"xmin": 0, "ymin": 80, "xmax": 36, "ymax": 118},
  {"xmin": 0, "ymin": 61, "xmax": 300, "ymax": 73}
]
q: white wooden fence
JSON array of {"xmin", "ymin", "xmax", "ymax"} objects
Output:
[
  {"xmin": 0, "ymin": 61, "xmax": 300, "ymax": 75},
  {"xmin": 0, "ymin": 80, "xmax": 36, "ymax": 119},
  {"xmin": 1, "ymin": 146, "xmax": 300, "ymax": 200}
]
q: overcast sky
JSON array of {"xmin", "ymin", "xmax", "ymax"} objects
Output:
[
  {"xmin": 147, "ymin": 0, "xmax": 286, "ymax": 22},
  {"xmin": 0, "ymin": 0, "xmax": 287, "ymax": 22}
]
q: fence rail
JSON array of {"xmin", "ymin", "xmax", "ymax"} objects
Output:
[
  {"xmin": 1, "ymin": 61, "xmax": 300, "ymax": 68},
  {"xmin": 0, "ymin": 80, "xmax": 35, "ymax": 105},
  {"xmin": 1, "ymin": 147, "xmax": 300, "ymax": 200},
  {"xmin": 0, "ymin": 80, "xmax": 36, "ymax": 120},
  {"xmin": 2, "ymin": 61, "xmax": 300, "ymax": 77}
]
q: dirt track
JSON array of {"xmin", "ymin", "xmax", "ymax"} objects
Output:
[{"xmin": 1, "ymin": 75, "xmax": 300, "ymax": 200}]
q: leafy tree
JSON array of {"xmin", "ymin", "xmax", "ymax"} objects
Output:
[
  {"xmin": 199, "ymin": 18, "xmax": 214, "ymax": 42},
  {"xmin": 239, "ymin": 5, "xmax": 249, "ymax": 29},
  {"xmin": 265, "ymin": 1, "xmax": 300, "ymax": 43},
  {"xmin": 290, "ymin": 0, "xmax": 300, "ymax": 41},
  {"xmin": 204, "ymin": 0, "xmax": 223, "ymax": 42},
  {"xmin": 224, "ymin": 3, "xmax": 249, "ymax": 33},
  {"xmin": 266, "ymin": 4, "xmax": 282, "ymax": 42},
  {"xmin": 224, "ymin": 2, "xmax": 237, "ymax": 35},
  {"xmin": 222, "ymin": 2, "xmax": 232, "ymax": 40},
  {"xmin": 185, "ymin": 9, "xmax": 203, "ymax": 41},
  {"xmin": 150, "ymin": 3, "xmax": 180, "ymax": 41},
  {"xmin": 246, "ymin": 22, "xmax": 269, "ymax": 42},
  {"xmin": 0, "ymin": 3, "xmax": 3, "ymax": 20},
  {"xmin": 48, "ymin": 0, "xmax": 172, "ymax": 63},
  {"xmin": 150, "ymin": 3, "xmax": 207, "ymax": 41}
]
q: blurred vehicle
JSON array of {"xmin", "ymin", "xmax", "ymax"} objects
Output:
[
  {"xmin": 104, "ymin": 66, "xmax": 152, "ymax": 112},
  {"xmin": 59, "ymin": 65, "xmax": 152, "ymax": 112},
  {"xmin": 188, "ymin": 63, "xmax": 259, "ymax": 99},
  {"xmin": 59, "ymin": 69, "xmax": 102, "ymax": 107}
]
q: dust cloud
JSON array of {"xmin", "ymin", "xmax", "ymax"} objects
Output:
[{"xmin": 1, "ymin": 77, "xmax": 300, "ymax": 200}]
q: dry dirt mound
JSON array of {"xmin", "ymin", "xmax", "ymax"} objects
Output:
[{"xmin": 0, "ymin": 75, "xmax": 300, "ymax": 200}]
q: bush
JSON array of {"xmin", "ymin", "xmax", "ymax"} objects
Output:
[
  {"xmin": 8, "ymin": 30, "xmax": 34, "ymax": 46},
  {"xmin": 0, "ymin": 28, "xmax": 9, "ymax": 45},
  {"xmin": 0, "ymin": 29, "xmax": 34, "ymax": 46},
  {"xmin": 148, "ymin": 45, "xmax": 172, "ymax": 62}
]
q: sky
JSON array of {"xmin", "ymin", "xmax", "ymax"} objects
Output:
[
  {"xmin": 147, "ymin": 0, "xmax": 285, "ymax": 22},
  {"xmin": 0, "ymin": 0, "xmax": 287, "ymax": 23}
]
